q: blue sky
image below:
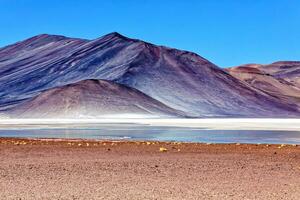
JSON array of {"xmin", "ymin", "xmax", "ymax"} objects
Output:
[{"xmin": 0, "ymin": 0, "xmax": 299, "ymax": 67}]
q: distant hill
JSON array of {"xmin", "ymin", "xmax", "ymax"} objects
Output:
[
  {"xmin": 227, "ymin": 62, "xmax": 300, "ymax": 109},
  {"xmin": 4, "ymin": 79, "xmax": 184, "ymax": 118}
]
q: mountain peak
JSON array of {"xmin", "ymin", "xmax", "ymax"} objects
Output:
[
  {"xmin": 107, "ymin": 32, "xmax": 124, "ymax": 37},
  {"xmin": 98, "ymin": 32, "xmax": 129, "ymax": 41}
]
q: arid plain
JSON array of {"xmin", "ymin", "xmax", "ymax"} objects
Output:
[{"xmin": 0, "ymin": 138, "xmax": 299, "ymax": 200}]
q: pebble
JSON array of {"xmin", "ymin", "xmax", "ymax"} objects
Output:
[{"xmin": 159, "ymin": 147, "xmax": 168, "ymax": 152}]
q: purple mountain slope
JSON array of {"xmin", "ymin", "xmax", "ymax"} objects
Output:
[
  {"xmin": 3, "ymin": 79, "xmax": 183, "ymax": 118},
  {"xmin": 0, "ymin": 32, "xmax": 299, "ymax": 117}
]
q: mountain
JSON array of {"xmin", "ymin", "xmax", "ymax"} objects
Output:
[
  {"xmin": 0, "ymin": 34, "xmax": 88, "ymax": 108},
  {"xmin": 0, "ymin": 32, "xmax": 299, "ymax": 118},
  {"xmin": 248, "ymin": 61, "xmax": 300, "ymax": 87},
  {"xmin": 226, "ymin": 62, "xmax": 300, "ymax": 107},
  {"xmin": 4, "ymin": 79, "xmax": 183, "ymax": 118}
]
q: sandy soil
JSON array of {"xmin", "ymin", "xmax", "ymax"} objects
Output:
[{"xmin": 0, "ymin": 138, "xmax": 299, "ymax": 200}]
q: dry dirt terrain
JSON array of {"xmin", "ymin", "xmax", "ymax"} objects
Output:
[{"xmin": 0, "ymin": 138, "xmax": 299, "ymax": 200}]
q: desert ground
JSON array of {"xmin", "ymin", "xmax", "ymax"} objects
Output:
[{"xmin": 0, "ymin": 138, "xmax": 299, "ymax": 200}]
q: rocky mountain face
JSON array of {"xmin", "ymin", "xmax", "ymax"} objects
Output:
[
  {"xmin": 252, "ymin": 61, "xmax": 300, "ymax": 87},
  {"xmin": 0, "ymin": 32, "xmax": 299, "ymax": 118},
  {"xmin": 228, "ymin": 62, "xmax": 300, "ymax": 85},
  {"xmin": 226, "ymin": 62, "xmax": 300, "ymax": 109}
]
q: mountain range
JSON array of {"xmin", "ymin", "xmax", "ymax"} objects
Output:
[{"xmin": 0, "ymin": 32, "xmax": 299, "ymax": 118}]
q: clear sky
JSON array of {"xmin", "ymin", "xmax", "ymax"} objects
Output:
[{"xmin": 0, "ymin": 0, "xmax": 299, "ymax": 67}]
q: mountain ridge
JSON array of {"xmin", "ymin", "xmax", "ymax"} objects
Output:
[
  {"xmin": 226, "ymin": 62, "xmax": 300, "ymax": 110},
  {"xmin": 0, "ymin": 32, "xmax": 299, "ymax": 117}
]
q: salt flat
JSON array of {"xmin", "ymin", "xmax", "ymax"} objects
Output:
[{"xmin": 0, "ymin": 118, "xmax": 300, "ymax": 131}]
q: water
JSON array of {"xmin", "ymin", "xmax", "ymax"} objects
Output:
[{"xmin": 0, "ymin": 124, "xmax": 300, "ymax": 144}]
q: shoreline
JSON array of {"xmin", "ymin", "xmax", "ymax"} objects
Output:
[{"xmin": 0, "ymin": 137, "xmax": 300, "ymax": 146}]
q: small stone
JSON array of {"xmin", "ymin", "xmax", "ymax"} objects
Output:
[{"xmin": 159, "ymin": 147, "xmax": 167, "ymax": 152}]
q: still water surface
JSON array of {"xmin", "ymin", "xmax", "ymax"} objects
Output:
[{"xmin": 0, "ymin": 124, "xmax": 299, "ymax": 144}]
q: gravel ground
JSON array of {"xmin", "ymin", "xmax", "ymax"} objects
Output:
[{"xmin": 0, "ymin": 138, "xmax": 299, "ymax": 200}]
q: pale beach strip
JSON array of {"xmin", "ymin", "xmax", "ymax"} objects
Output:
[{"xmin": 0, "ymin": 118, "xmax": 300, "ymax": 131}]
